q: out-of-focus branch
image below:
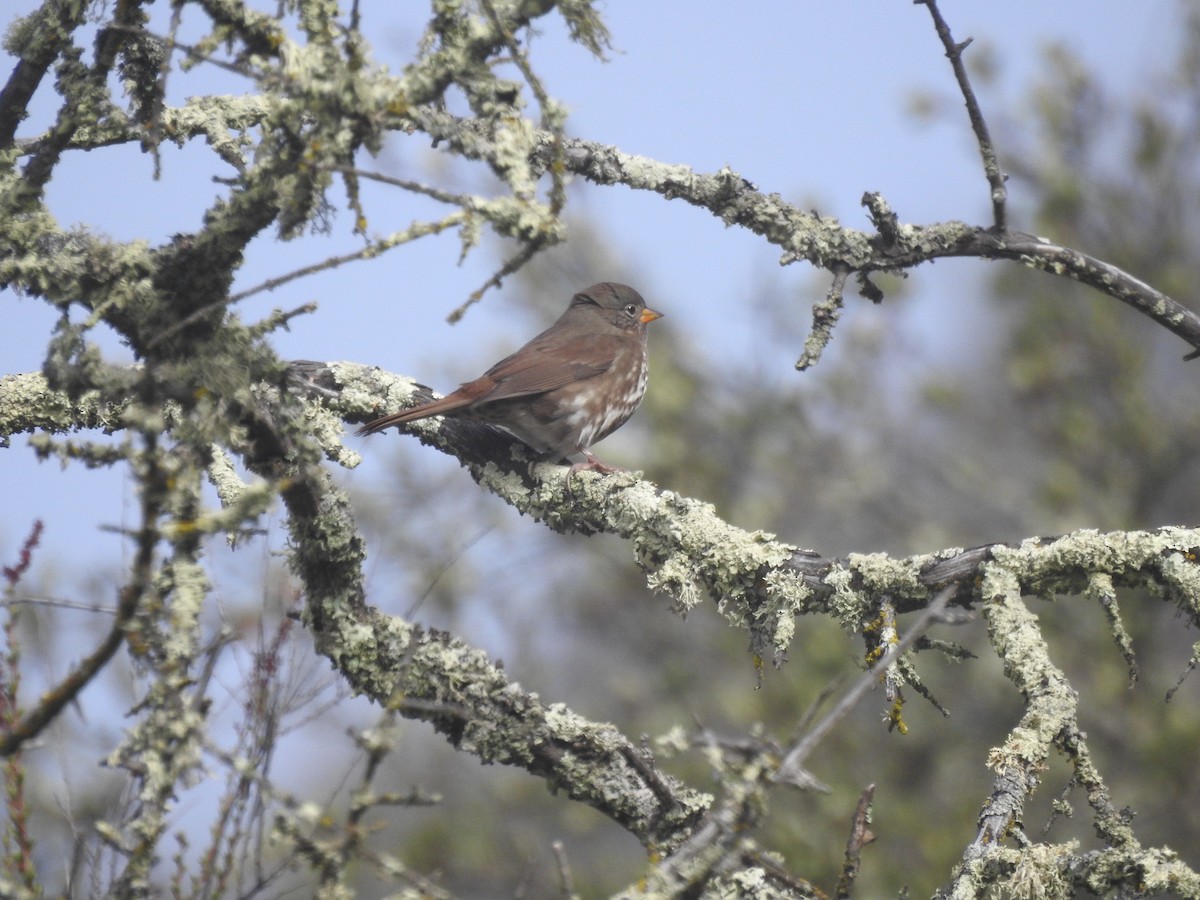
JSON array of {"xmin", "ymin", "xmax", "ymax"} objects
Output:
[
  {"xmin": 0, "ymin": 453, "xmax": 156, "ymax": 758},
  {"xmin": 771, "ymin": 587, "xmax": 957, "ymax": 788}
]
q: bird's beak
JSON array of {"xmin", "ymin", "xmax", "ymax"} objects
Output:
[{"xmin": 641, "ymin": 307, "xmax": 664, "ymax": 324}]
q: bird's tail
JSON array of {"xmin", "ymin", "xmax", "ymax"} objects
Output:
[{"xmin": 355, "ymin": 394, "xmax": 466, "ymax": 437}]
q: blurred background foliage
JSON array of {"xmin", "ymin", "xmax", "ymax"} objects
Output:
[{"xmin": 6, "ymin": 6, "xmax": 1200, "ymax": 899}]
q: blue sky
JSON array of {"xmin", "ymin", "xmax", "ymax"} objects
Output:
[{"xmin": 1, "ymin": 1, "xmax": 1178, "ymax": 576}]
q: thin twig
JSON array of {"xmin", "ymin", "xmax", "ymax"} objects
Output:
[
  {"xmin": 916, "ymin": 0, "xmax": 1008, "ymax": 230},
  {"xmin": 0, "ymin": 592, "xmax": 135, "ymax": 754},
  {"xmin": 446, "ymin": 240, "xmax": 545, "ymax": 323},
  {"xmin": 551, "ymin": 841, "xmax": 578, "ymax": 900},
  {"xmin": 478, "ymin": 0, "xmax": 568, "ymax": 213},
  {"xmin": 440, "ymin": 0, "xmax": 567, "ymax": 322},
  {"xmin": 405, "ymin": 524, "xmax": 495, "ymax": 618},
  {"xmin": 3, "ymin": 594, "xmax": 119, "ymax": 614},
  {"xmin": 146, "ymin": 215, "xmax": 463, "ymax": 349},
  {"xmin": 325, "ymin": 164, "xmax": 478, "ymax": 208}
]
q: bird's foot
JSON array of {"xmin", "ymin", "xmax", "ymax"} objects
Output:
[
  {"xmin": 564, "ymin": 450, "xmax": 625, "ymax": 498},
  {"xmin": 569, "ymin": 450, "xmax": 624, "ymax": 477}
]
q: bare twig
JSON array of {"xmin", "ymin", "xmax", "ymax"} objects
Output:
[
  {"xmin": 0, "ymin": 447, "xmax": 160, "ymax": 757},
  {"xmin": 446, "ymin": 239, "xmax": 548, "ymax": 323},
  {"xmin": 405, "ymin": 524, "xmax": 495, "ymax": 618},
  {"xmin": 442, "ymin": 0, "xmax": 568, "ymax": 323},
  {"xmin": 3, "ymin": 594, "xmax": 119, "ymax": 614},
  {"xmin": 1, "ymin": 521, "xmax": 46, "ymax": 889},
  {"xmin": 146, "ymin": 216, "xmax": 463, "ymax": 349},
  {"xmin": 1167, "ymin": 645, "xmax": 1200, "ymax": 703},
  {"xmin": 324, "ymin": 164, "xmax": 480, "ymax": 208},
  {"xmin": 916, "ymin": 0, "xmax": 1008, "ymax": 230},
  {"xmin": 551, "ymin": 841, "xmax": 579, "ymax": 900}
]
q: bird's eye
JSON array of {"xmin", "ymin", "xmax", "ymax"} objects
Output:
[{"xmin": 624, "ymin": 304, "xmax": 638, "ymax": 317}]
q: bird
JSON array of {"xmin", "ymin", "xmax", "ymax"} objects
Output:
[{"xmin": 357, "ymin": 282, "xmax": 663, "ymax": 476}]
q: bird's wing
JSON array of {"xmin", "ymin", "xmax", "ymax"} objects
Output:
[
  {"xmin": 479, "ymin": 333, "xmax": 618, "ymax": 401},
  {"xmin": 356, "ymin": 332, "xmax": 621, "ymax": 436}
]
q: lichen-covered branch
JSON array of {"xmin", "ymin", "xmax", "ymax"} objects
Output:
[
  {"xmin": 932, "ymin": 551, "xmax": 1200, "ymax": 896},
  {"xmin": 216, "ymin": 382, "xmax": 714, "ymax": 852},
  {"xmin": 526, "ymin": 131, "xmax": 1200, "ymax": 356},
  {"xmin": 12, "ymin": 5, "xmax": 1198, "ymax": 360},
  {"xmin": 294, "ymin": 359, "xmax": 1200, "ymax": 661},
  {"xmin": 101, "ymin": 436, "xmax": 212, "ymax": 894}
]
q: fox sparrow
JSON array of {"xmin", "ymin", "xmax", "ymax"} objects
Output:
[{"xmin": 357, "ymin": 282, "xmax": 663, "ymax": 475}]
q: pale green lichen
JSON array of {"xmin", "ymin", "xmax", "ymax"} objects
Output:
[
  {"xmin": 729, "ymin": 866, "xmax": 768, "ymax": 892},
  {"xmin": 653, "ymin": 725, "xmax": 691, "ymax": 756},
  {"xmin": 0, "ymin": 370, "xmax": 116, "ymax": 437},
  {"xmin": 756, "ymin": 568, "xmax": 812, "ymax": 651},
  {"xmin": 331, "ymin": 361, "xmax": 420, "ymax": 416},
  {"xmin": 986, "ymin": 724, "xmax": 1051, "ymax": 776},
  {"xmin": 206, "ymin": 444, "xmax": 247, "ymax": 507},
  {"xmin": 1160, "ymin": 547, "xmax": 1200, "ymax": 611},
  {"xmin": 302, "ymin": 400, "xmax": 362, "ymax": 469},
  {"xmin": 647, "ymin": 552, "xmax": 704, "ymax": 613},
  {"xmin": 161, "ymin": 559, "xmax": 209, "ymax": 662},
  {"xmin": 848, "ymin": 551, "xmax": 928, "ymax": 598},
  {"xmin": 190, "ymin": 461, "xmax": 282, "ymax": 539},
  {"xmin": 998, "ymin": 843, "xmax": 1078, "ymax": 900},
  {"xmin": 823, "ymin": 564, "xmax": 866, "ymax": 623},
  {"xmin": 544, "ymin": 702, "xmax": 614, "ymax": 744}
]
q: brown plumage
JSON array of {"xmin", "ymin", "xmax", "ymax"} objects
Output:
[{"xmin": 357, "ymin": 282, "xmax": 663, "ymax": 474}]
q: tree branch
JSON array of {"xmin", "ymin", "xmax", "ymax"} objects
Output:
[{"xmin": 291, "ymin": 361, "xmax": 1200, "ymax": 664}]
